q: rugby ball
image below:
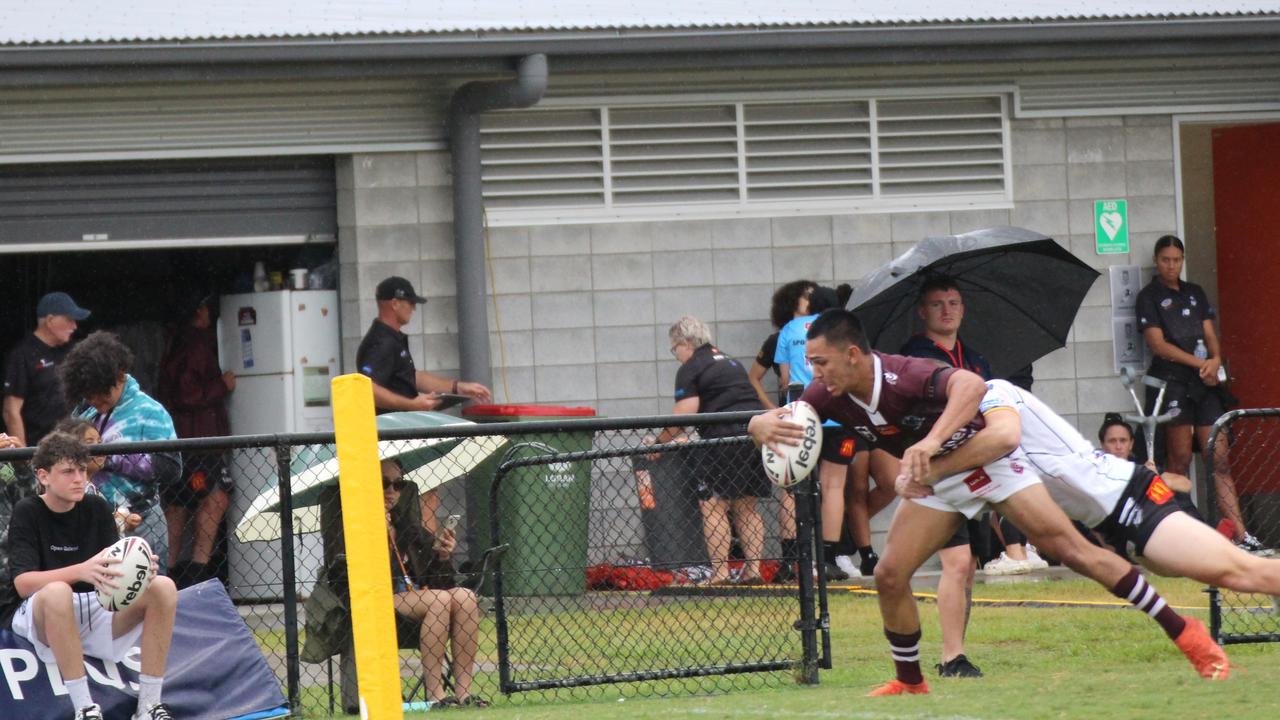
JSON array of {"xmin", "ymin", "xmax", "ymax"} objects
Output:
[
  {"xmin": 97, "ymin": 537, "xmax": 154, "ymax": 612},
  {"xmin": 761, "ymin": 401, "xmax": 824, "ymax": 487}
]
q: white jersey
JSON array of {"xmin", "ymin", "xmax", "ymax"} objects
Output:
[{"xmin": 979, "ymin": 379, "xmax": 1134, "ymax": 527}]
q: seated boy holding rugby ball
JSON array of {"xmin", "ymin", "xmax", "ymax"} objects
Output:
[{"xmin": 1, "ymin": 432, "xmax": 178, "ymax": 720}]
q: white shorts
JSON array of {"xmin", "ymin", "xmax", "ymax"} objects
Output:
[
  {"xmin": 911, "ymin": 451, "xmax": 1043, "ymax": 519},
  {"xmin": 10, "ymin": 590, "xmax": 143, "ymax": 664}
]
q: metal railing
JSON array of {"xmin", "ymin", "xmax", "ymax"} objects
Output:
[{"xmin": 0, "ymin": 411, "xmax": 824, "ymax": 715}]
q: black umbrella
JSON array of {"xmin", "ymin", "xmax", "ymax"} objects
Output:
[{"xmin": 847, "ymin": 226, "xmax": 1100, "ymax": 379}]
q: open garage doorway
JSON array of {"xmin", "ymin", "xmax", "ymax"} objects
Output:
[
  {"xmin": 0, "ymin": 241, "xmax": 337, "ymax": 399},
  {"xmin": 0, "ymin": 154, "xmax": 338, "ymax": 399}
]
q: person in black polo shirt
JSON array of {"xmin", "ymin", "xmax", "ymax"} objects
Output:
[
  {"xmin": 1136, "ymin": 235, "xmax": 1267, "ymax": 554},
  {"xmin": 356, "ymin": 277, "xmax": 492, "ymax": 413},
  {"xmin": 658, "ymin": 316, "xmax": 769, "ymax": 585},
  {"xmin": 356, "ymin": 276, "xmax": 492, "ymax": 532},
  {"xmin": 3, "ymin": 292, "xmax": 90, "ymax": 447}
]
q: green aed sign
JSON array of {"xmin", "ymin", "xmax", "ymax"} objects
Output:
[{"xmin": 1094, "ymin": 199, "xmax": 1129, "ymax": 254}]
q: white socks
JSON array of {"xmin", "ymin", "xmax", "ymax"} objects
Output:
[
  {"xmin": 66, "ymin": 676, "xmax": 93, "ymax": 710},
  {"xmin": 138, "ymin": 674, "xmax": 163, "ymax": 711}
]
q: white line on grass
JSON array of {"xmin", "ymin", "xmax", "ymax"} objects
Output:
[{"xmin": 674, "ymin": 705, "xmax": 1009, "ymax": 720}]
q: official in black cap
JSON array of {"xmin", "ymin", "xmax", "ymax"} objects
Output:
[
  {"xmin": 356, "ymin": 276, "xmax": 492, "ymax": 414},
  {"xmin": 3, "ymin": 292, "xmax": 91, "ymax": 446},
  {"xmin": 356, "ymin": 276, "xmax": 493, "ymax": 534}
]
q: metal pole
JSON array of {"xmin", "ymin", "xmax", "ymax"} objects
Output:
[
  {"xmin": 808, "ymin": 476, "xmax": 833, "ymax": 669},
  {"xmin": 448, "ymin": 54, "xmax": 548, "ymax": 392},
  {"xmin": 490, "ymin": 462, "xmax": 513, "ymax": 694},
  {"xmin": 792, "ymin": 477, "xmax": 820, "ymax": 685},
  {"xmin": 275, "ymin": 443, "xmax": 301, "ymax": 711}
]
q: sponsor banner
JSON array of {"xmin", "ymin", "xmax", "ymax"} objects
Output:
[{"xmin": 0, "ymin": 580, "xmax": 286, "ymax": 720}]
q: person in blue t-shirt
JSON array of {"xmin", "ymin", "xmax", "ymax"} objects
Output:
[{"xmin": 775, "ymin": 286, "xmax": 892, "ymax": 580}]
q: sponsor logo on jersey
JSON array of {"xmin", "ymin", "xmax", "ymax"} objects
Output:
[
  {"xmin": 901, "ymin": 415, "xmax": 926, "ymax": 430},
  {"xmin": 854, "ymin": 427, "xmax": 877, "ymax": 443},
  {"xmin": 839, "ymin": 438, "xmax": 856, "ymax": 458},
  {"xmin": 36, "ymin": 358, "xmax": 55, "ymax": 370},
  {"xmin": 1146, "ymin": 475, "xmax": 1174, "ymax": 505},
  {"xmin": 1009, "ymin": 459, "xmax": 1024, "ymax": 474},
  {"xmin": 883, "ymin": 371, "xmax": 899, "ymax": 385},
  {"xmin": 877, "ymin": 425, "xmax": 900, "ymax": 436},
  {"xmin": 1160, "ymin": 298, "xmax": 1173, "ymax": 309},
  {"xmin": 963, "ymin": 468, "xmax": 992, "ymax": 494},
  {"xmin": 939, "ymin": 427, "xmax": 978, "ymax": 453}
]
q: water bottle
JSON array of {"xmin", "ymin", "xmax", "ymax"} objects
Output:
[
  {"xmin": 1193, "ymin": 339, "xmax": 1208, "ymax": 361},
  {"xmin": 252, "ymin": 261, "xmax": 270, "ymax": 293}
]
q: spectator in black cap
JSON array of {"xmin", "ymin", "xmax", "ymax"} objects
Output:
[
  {"xmin": 357, "ymin": 276, "xmax": 492, "ymax": 533},
  {"xmin": 3, "ymin": 292, "xmax": 91, "ymax": 447}
]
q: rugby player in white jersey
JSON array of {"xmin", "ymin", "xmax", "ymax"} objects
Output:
[{"xmin": 900, "ymin": 378, "xmax": 1280, "ymax": 613}]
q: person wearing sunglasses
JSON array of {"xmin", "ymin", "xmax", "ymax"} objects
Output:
[{"xmin": 381, "ymin": 458, "xmax": 487, "ymax": 709}]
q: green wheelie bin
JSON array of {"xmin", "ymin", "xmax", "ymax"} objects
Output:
[{"xmin": 463, "ymin": 404, "xmax": 596, "ymax": 596}]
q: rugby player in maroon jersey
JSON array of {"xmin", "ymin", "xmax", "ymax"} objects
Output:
[{"xmin": 748, "ymin": 310, "xmax": 1229, "ymax": 695}]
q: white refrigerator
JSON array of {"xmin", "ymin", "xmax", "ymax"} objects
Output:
[{"xmin": 219, "ymin": 290, "xmax": 340, "ymax": 600}]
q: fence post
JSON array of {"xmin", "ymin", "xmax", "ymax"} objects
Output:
[
  {"xmin": 275, "ymin": 442, "xmax": 301, "ymax": 711},
  {"xmin": 490, "ymin": 458, "xmax": 514, "ymax": 694},
  {"xmin": 1204, "ymin": 411, "xmax": 1235, "ymax": 643},
  {"xmin": 792, "ymin": 475, "xmax": 821, "ymax": 685}
]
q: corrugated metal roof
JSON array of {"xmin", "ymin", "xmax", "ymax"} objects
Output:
[{"xmin": 3, "ymin": 1, "xmax": 1279, "ymax": 46}]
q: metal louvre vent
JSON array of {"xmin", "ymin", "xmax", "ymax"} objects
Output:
[
  {"xmin": 480, "ymin": 93, "xmax": 1009, "ymax": 223},
  {"xmin": 876, "ymin": 97, "xmax": 1006, "ymax": 197},
  {"xmin": 480, "ymin": 108, "xmax": 606, "ymax": 209}
]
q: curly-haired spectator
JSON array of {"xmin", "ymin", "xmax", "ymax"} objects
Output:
[{"xmin": 61, "ymin": 331, "xmax": 180, "ymax": 575}]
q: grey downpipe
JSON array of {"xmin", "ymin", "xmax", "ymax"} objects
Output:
[{"xmin": 448, "ymin": 54, "xmax": 547, "ymax": 393}]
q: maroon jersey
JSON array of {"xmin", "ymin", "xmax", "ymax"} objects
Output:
[{"xmin": 800, "ymin": 352, "xmax": 985, "ymax": 457}]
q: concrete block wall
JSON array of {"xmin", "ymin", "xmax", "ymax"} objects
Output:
[{"xmin": 337, "ymin": 113, "xmax": 1180, "ymax": 557}]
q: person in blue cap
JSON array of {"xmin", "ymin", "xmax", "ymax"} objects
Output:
[{"xmin": 3, "ymin": 292, "xmax": 91, "ymax": 447}]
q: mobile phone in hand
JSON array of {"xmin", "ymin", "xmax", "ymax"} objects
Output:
[{"xmin": 443, "ymin": 514, "xmax": 461, "ymax": 531}]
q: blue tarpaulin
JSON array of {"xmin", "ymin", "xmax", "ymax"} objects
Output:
[{"xmin": 0, "ymin": 579, "xmax": 288, "ymax": 720}]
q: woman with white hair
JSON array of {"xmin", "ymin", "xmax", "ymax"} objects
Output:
[{"xmin": 657, "ymin": 316, "xmax": 770, "ymax": 585}]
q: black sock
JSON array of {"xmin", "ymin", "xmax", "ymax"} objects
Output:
[
  {"xmin": 858, "ymin": 545, "xmax": 876, "ymax": 561},
  {"xmin": 884, "ymin": 628, "xmax": 924, "ymax": 684},
  {"xmin": 823, "ymin": 541, "xmax": 841, "ymax": 562},
  {"xmin": 1111, "ymin": 567, "xmax": 1186, "ymax": 639}
]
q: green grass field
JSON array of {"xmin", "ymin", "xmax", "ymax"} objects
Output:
[{"xmin": 323, "ymin": 576, "xmax": 1280, "ymax": 719}]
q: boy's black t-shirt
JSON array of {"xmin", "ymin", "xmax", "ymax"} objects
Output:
[{"xmin": 1, "ymin": 494, "xmax": 118, "ymax": 629}]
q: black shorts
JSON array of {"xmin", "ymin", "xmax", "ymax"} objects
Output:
[
  {"xmin": 942, "ymin": 515, "xmax": 991, "ymax": 560},
  {"xmin": 161, "ymin": 451, "xmax": 233, "ymax": 509},
  {"xmin": 1146, "ymin": 379, "xmax": 1228, "ymax": 428},
  {"xmin": 819, "ymin": 426, "xmax": 864, "ymax": 466},
  {"xmin": 1095, "ymin": 465, "xmax": 1184, "ymax": 557},
  {"xmin": 690, "ymin": 441, "xmax": 772, "ymax": 501}
]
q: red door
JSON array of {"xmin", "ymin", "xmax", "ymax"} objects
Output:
[{"xmin": 1212, "ymin": 123, "xmax": 1280, "ymax": 409}]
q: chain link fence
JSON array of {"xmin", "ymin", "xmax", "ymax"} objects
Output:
[
  {"xmin": 1, "ymin": 412, "xmax": 823, "ymax": 716},
  {"xmin": 1205, "ymin": 408, "xmax": 1280, "ymax": 644}
]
